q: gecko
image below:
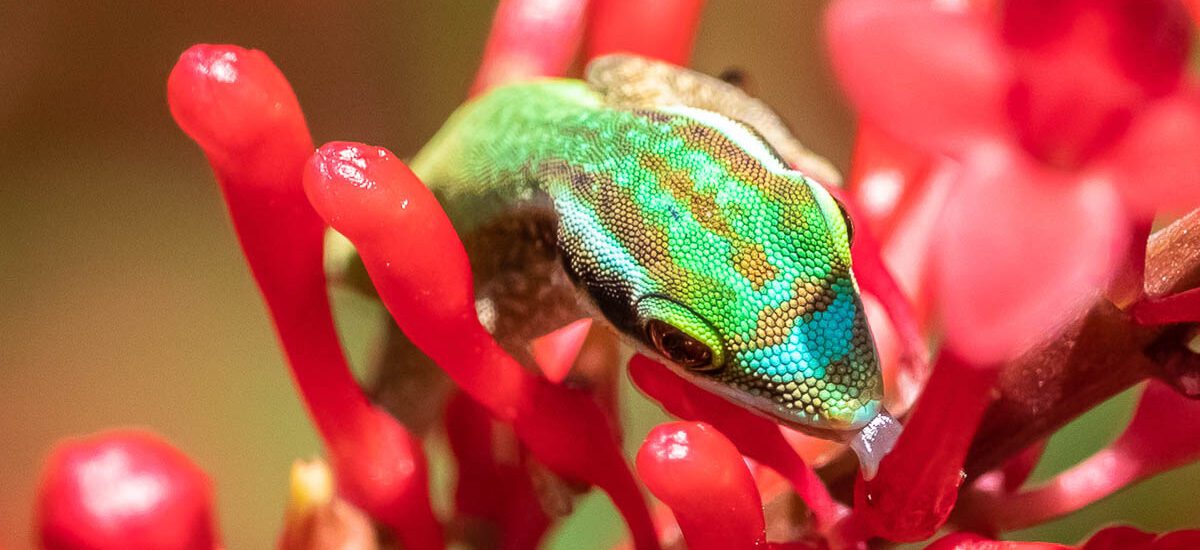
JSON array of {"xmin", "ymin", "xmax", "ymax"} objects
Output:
[{"xmin": 401, "ymin": 55, "xmax": 886, "ymax": 442}]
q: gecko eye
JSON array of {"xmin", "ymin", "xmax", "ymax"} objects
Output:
[
  {"xmin": 646, "ymin": 320, "xmax": 717, "ymax": 372},
  {"xmin": 834, "ymin": 199, "xmax": 855, "ymax": 244}
]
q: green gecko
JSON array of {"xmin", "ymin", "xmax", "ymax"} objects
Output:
[{"xmin": 407, "ymin": 55, "xmax": 884, "ymax": 441}]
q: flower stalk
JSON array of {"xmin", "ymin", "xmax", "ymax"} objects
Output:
[
  {"xmin": 585, "ymin": 0, "xmax": 705, "ymax": 66},
  {"xmin": 852, "ymin": 351, "xmax": 998, "ymax": 542},
  {"xmin": 302, "ymin": 141, "xmax": 659, "ymax": 550},
  {"xmin": 167, "ymin": 45, "xmax": 442, "ymax": 549}
]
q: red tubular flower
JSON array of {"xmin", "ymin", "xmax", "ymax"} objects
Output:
[
  {"xmin": 847, "ymin": 123, "xmax": 935, "ymax": 243},
  {"xmin": 998, "ymin": 440, "xmax": 1048, "ymax": 494},
  {"xmin": 932, "ymin": 143, "xmax": 1128, "ymax": 364},
  {"xmin": 852, "ymin": 351, "xmax": 998, "ymax": 542},
  {"xmin": 470, "ymin": 0, "xmax": 589, "ymax": 97},
  {"xmin": 1079, "ymin": 526, "xmax": 1157, "ymax": 550},
  {"xmin": 926, "ymin": 532, "xmax": 1069, "ymax": 550},
  {"xmin": 962, "ymin": 380, "xmax": 1200, "ymax": 531},
  {"xmin": 929, "ymin": 526, "xmax": 1200, "ymax": 550},
  {"xmin": 166, "ymin": 45, "xmax": 442, "ymax": 549},
  {"xmin": 302, "ymin": 141, "xmax": 659, "ymax": 550},
  {"xmin": 628, "ymin": 354, "xmax": 841, "ymax": 530},
  {"xmin": 826, "ymin": 0, "xmax": 1199, "ymax": 364},
  {"xmin": 821, "ymin": 181, "xmax": 930, "ymax": 398},
  {"xmin": 1132, "ymin": 287, "xmax": 1200, "ymax": 325},
  {"xmin": 444, "ymin": 392, "xmax": 550, "ymax": 550},
  {"xmin": 36, "ymin": 430, "xmax": 218, "ymax": 550},
  {"xmin": 636, "ymin": 422, "xmax": 767, "ymax": 550},
  {"xmin": 586, "ymin": 0, "xmax": 705, "ymax": 65}
]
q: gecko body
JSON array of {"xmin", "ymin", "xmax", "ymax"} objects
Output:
[{"xmin": 409, "ymin": 56, "xmax": 883, "ymax": 437}]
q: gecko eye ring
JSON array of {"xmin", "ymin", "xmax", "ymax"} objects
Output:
[
  {"xmin": 834, "ymin": 198, "xmax": 855, "ymax": 244},
  {"xmin": 646, "ymin": 320, "xmax": 718, "ymax": 372}
]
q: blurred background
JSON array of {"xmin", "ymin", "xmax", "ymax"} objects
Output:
[{"xmin": 2, "ymin": 1, "xmax": 1197, "ymax": 548}]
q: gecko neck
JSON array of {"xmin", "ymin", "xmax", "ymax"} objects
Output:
[{"xmin": 409, "ymin": 79, "xmax": 626, "ymax": 232}]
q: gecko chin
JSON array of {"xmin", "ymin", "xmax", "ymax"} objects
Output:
[{"xmin": 683, "ymin": 368, "xmax": 882, "ymax": 441}]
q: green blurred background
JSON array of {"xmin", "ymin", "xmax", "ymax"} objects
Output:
[{"xmin": 1, "ymin": 1, "xmax": 1197, "ymax": 548}]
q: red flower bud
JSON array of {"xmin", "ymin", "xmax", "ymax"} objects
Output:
[
  {"xmin": 586, "ymin": 0, "xmax": 705, "ymax": 65},
  {"xmin": 36, "ymin": 430, "xmax": 218, "ymax": 550},
  {"xmin": 636, "ymin": 422, "xmax": 766, "ymax": 550}
]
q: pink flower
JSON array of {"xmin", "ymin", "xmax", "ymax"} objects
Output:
[{"xmin": 827, "ymin": 0, "xmax": 1199, "ymax": 364}]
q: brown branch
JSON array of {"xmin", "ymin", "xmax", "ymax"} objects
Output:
[{"xmin": 964, "ymin": 209, "xmax": 1200, "ymax": 478}]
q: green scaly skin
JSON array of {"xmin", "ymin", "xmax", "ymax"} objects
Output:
[{"xmin": 410, "ymin": 76, "xmax": 882, "ymax": 437}]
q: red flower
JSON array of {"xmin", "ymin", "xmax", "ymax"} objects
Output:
[
  {"xmin": 111, "ymin": 0, "xmax": 1200, "ymax": 548},
  {"xmin": 167, "ymin": 44, "xmax": 441, "ymax": 549},
  {"xmin": 636, "ymin": 422, "xmax": 769, "ymax": 550},
  {"xmin": 827, "ymin": 0, "xmax": 1199, "ymax": 364},
  {"xmin": 36, "ymin": 431, "xmax": 218, "ymax": 550}
]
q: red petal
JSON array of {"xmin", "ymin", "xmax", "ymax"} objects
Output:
[
  {"xmin": 1001, "ymin": 0, "xmax": 1193, "ymax": 167},
  {"xmin": 470, "ymin": 0, "xmax": 589, "ymax": 96},
  {"xmin": 934, "ymin": 143, "xmax": 1127, "ymax": 365},
  {"xmin": 1002, "ymin": 0, "xmax": 1191, "ymax": 97},
  {"xmin": 636, "ymin": 422, "xmax": 766, "ymax": 550},
  {"xmin": 825, "ymin": 0, "xmax": 1010, "ymax": 154},
  {"xmin": 1078, "ymin": 526, "xmax": 1200, "ymax": 550},
  {"xmin": 1106, "ymin": 90, "xmax": 1200, "ymax": 216},
  {"xmin": 1152, "ymin": 530, "xmax": 1200, "ymax": 550},
  {"xmin": 1188, "ymin": 0, "xmax": 1200, "ymax": 24},
  {"xmin": 848, "ymin": 122, "xmax": 936, "ymax": 239},
  {"xmin": 880, "ymin": 159, "xmax": 961, "ymax": 327},
  {"xmin": 1000, "ymin": 440, "xmax": 1047, "ymax": 493},
  {"xmin": 37, "ymin": 431, "xmax": 218, "ymax": 550},
  {"xmin": 854, "ymin": 352, "xmax": 997, "ymax": 542},
  {"xmin": 1132, "ymin": 287, "xmax": 1200, "ymax": 326},
  {"xmin": 585, "ymin": 0, "xmax": 705, "ymax": 65},
  {"xmin": 1108, "ymin": 380, "xmax": 1200, "ymax": 485},
  {"xmin": 531, "ymin": 318, "xmax": 593, "ymax": 383}
]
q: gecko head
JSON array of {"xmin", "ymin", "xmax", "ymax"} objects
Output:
[
  {"xmin": 555, "ymin": 107, "xmax": 883, "ymax": 438},
  {"xmin": 626, "ymin": 167, "xmax": 885, "ymax": 437}
]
